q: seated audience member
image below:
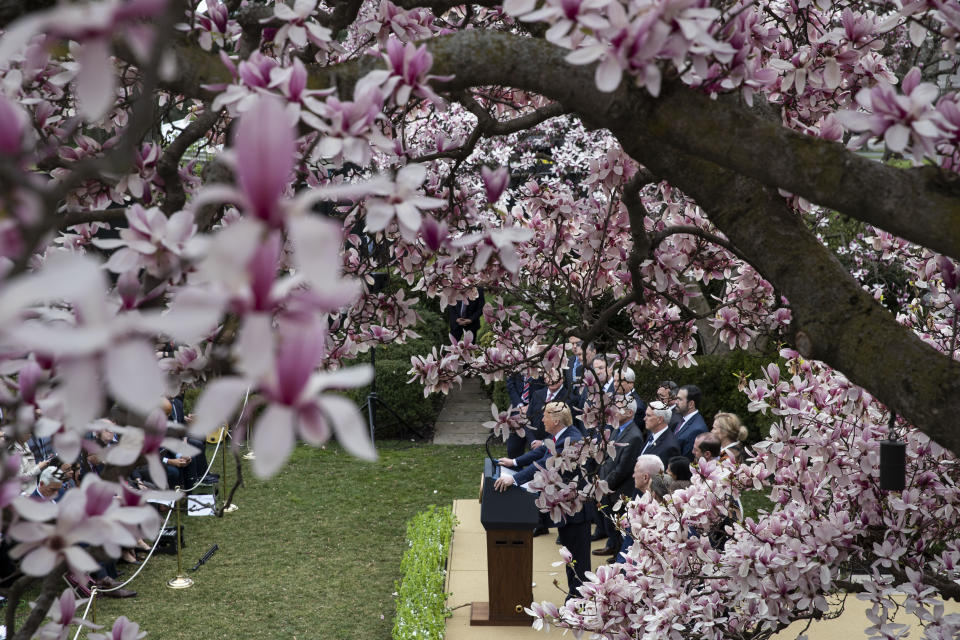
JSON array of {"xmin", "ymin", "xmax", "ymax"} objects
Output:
[
  {"xmin": 712, "ymin": 412, "xmax": 749, "ymax": 463},
  {"xmin": 666, "ymin": 456, "xmax": 693, "ymax": 489},
  {"xmin": 169, "ymin": 394, "xmax": 217, "ymax": 486},
  {"xmin": 33, "ymin": 467, "xmax": 64, "ymax": 501},
  {"xmin": 691, "ymin": 431, "xmax": 722, "ymax": 463},
  {"xmin": 594, "ymin": 396, "xmax": 644, "ymax": 559},
  {"xmin": 495, "ymin": 403, "xmax": 589, "ymax": 600},
  {"xmin": 10, "ymin": 432, "xmax": 54, "ymax": 494},
  {"xmin": 613, "ymin": 455, "xmax": 665, "ymax": 563},
  {"xmin": 674, "ymin": 384, "xmax": 709, "ymax": 461},
  {"xmin": 638, "ymin": 401, "xmax": 681, "ymax": 468}
]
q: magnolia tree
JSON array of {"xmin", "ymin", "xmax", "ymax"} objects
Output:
[{"xmin": 0, "ymin": 0, "xmax": 960, "ymax": 637}]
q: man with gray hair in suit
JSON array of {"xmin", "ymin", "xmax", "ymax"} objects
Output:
[
  {"xmin": 592, "ymin": 395, "xmax": 644, "ymax": 559},
  {"xmin": 639, "ymin": 401, "xmax": 682, "ymax": 468}
]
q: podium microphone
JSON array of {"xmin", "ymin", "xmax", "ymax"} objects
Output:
[{"xmin": 484, "ymin": 433, "xmax": 499, "ymax": 469}]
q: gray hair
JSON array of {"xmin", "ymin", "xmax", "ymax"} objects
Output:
[
  {"xmin": 647, "ymin": 400, "xmax": 672, "ymax": 424},
  {"xmin": 615, "ymin": 395, "xmax": 637, "ymax": 415},
  {"xmin": 635, "ymin": 454, "xmax": 664, "ymax": 477},
  {"xmin": 619, "ymin": 366, "xmax": 635, "ymax": 383}
]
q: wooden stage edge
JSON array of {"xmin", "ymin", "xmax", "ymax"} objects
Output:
[{"xmin": 443, "ymin": 498, "xmax": 960, "ymax": 640}]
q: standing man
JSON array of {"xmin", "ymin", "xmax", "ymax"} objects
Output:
[
  {"xmin": 495, "ymin": 403, "xmax": 589, "ymax": 600},
  {"xmin": 674, "ymin": 385, "xmax": 708, "ymax": 461},
  {"xmin": 656, "ymin": 380, "xmax": 682, "ymax": 430},
  {"xmin": 593, "ymin": 396, "xmax": 644, "ymax": 559},
  {"xmin": 564, "ymin": 336, "xmax": 585, "ymax": 391},
  {"xmin": 446, "ymin": 287, "xmax": 485, "ymax": 341},
  {"xmin": 613, "ymin": 367, "xmax": 646, "ymax": 430},
  {"xmin": 639, "ymin": 401, "xmax": 682, "ymax": 468},
  {"xmin": 526, "ymin": 369, "xmax": 573, "ymax": 448},
  {"xmin": 613, "ymin": 454, "xmax": 665, "ymax": 563},
  {"xmin": 504, "ymin": 370, "xmax": 544, "ymax": 458}
]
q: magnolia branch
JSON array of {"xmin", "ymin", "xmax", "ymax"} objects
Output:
[{"xmin": 158, "ymin": 105, "xmax": 222, "ymax": 214}]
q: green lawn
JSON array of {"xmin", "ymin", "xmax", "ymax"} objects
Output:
[
  {"xmin": 5, "ymin": 440, "xmax": 777, "ymax": 639},
  {"xmin": 84, "ymin": 442, "xmax": 488, "ymax": 640}
]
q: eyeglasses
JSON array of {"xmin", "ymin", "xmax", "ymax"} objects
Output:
[{"xmin": 656, "ymin": 393, "xmax": 670, "ymax": 401}]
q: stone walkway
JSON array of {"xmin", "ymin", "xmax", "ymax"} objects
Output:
[{"xmin": 432, "ymin": 377, "xmax": 493, "ymax": 445}]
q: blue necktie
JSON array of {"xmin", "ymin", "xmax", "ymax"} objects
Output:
[{"xmin": 641, "ymin": 433, "xmax": 654, "ymax": 453}]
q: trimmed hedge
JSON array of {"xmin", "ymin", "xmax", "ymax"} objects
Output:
[
  {"xmin": 346, "ymin": 307, "xmax": 450, "ymax": 439},
  {"xmin": 392, "ymin": 505, "xmax": 457, "ymax": 640}
]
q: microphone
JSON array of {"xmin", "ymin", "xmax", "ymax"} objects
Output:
[{"xmin": 190, "ymin": 544, "xmax": 219, "ymax": 571}]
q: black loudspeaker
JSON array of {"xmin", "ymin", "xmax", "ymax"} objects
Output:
[
  {"xmin": 155, "ymin": 525, "xmax": 185, "ymax": 555},
  {"xmin": 879, "ymin": 439, "xmax": 906, "ymax": 491}
]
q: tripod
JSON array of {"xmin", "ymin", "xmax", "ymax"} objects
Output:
[{"xmin": 359, "ymin": 345, "xmax": 426, "ymax": 443}]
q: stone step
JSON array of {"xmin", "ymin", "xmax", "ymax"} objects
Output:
[
  {"xmin": 433, "ymin": 433, "xmax": 489, "ymax": 445},
  {"xmin": 435, "ymin": 410, "xmax": 492, "ymax": 421},
  {"xmin": 433, "ymin": 421, "xmax": 491, "ymax": 434}
]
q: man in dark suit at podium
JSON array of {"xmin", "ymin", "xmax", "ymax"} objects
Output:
[{"xmin": 495, "ymin": 402, "xmax": 590, "ymax": 600}]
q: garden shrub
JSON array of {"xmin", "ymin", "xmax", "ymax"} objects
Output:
[
  {"xmin": 392, "ymin": 505, "xmax": 457, "ymax": 640},
  {"xmin": 346, "ymin": 306, "xmax": 450, "ymax": 439},
  {"xmin": 346, "ymin": 359, "xmax": 446, "ymax": 439}
]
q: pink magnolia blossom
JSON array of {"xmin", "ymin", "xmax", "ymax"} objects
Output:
[
  {"xmin": 189, "ymin": 316, "xmax": 375, "ymax": 478},
  {"xmin": 87, "ymin": 616, "xmax": 146, "ymax": 640}
]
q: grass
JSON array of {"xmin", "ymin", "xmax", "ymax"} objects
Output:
[
  {"xmin": 5, "ymin": 439, "xmax": 779, "ymax": 639},
  {"xmin": 71, "ymin": 442, "xmax": 488, "ymax": 640}
]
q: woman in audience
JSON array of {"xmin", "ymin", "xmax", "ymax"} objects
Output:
[
  {"xmin": 712, "ymin": 412, "xmax": 748, "ymax": 463},
  {"xmin": 666, "ymin": 456, "xmax": 692, "ymax": 489}
]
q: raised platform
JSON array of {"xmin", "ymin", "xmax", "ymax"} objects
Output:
[{"xmin": 444, "ymin": 498, "xmax": 960, "ymax": 639}]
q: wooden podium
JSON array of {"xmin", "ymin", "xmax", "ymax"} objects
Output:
[{"xmin": 471, "ymin": 459, "xmax": 540, "ymax": 626}]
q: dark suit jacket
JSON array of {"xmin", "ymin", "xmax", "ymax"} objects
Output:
[
  {"xmin": 668, "ymin": 409, "xmax": 683, "ymax": 431},
  {"xmin": 526, "ymin": 385, "xmax": 575, "ymax": 442},
  {"xmin": 446, "ymin": 288, "xmax": 485, "ymax": 341},
  {"xmin": 674, "ymin": 412, "xmax": 709, "ymax": 461},
  {"xmin": 564, "ymin": 355, "xmax": 585, "ymax": 390},
  {"xmin": 598, "ymin": 420, "xmax": 644, "ymax": 496},
  {"xmin": 513, "ymin": 425, "xmax": 584, "ymax": 487},
  {"xmin": 640, "ymin": 427, "xmax": 682, "ymax": 468},
  {"xmin": 506, "ymin": 373, "xmax": 543, "ymax": 407}
]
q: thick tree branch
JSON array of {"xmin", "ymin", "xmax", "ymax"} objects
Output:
[
  {"xmin": 158, "ymin": 105, "xmax": 222, "ymax": 214},
  {"xmin": 139, "ymin": 29, "xmax": 960, "ymax": 453}
]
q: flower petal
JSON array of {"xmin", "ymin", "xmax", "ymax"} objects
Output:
[
  {"xmin": 104, "ymin": 340, "xmax": 164, "ymax": 414},
  {"xmin": 252, "ymin": 404, "xmax": 296, "ymax": 478},
  {"xmin": 317, "ymin": 394, "xmax": 376, "ymax": 461}
]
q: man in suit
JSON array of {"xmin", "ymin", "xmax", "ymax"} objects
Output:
[
  {"xmin": 504, "ymin": 371, "xmax": 544, "ymax": 457},
  {"xmin": 613, "ymin": 454, "xmax": 665, "ymax": 563},
  {"xmin": 656, "ymin": 380, "xmax": 683, "ymax": 430},
  {"xmin": 593, "ymin": 396, "xmax": 644, "ymax": 558},
  {"xmin": 446, "ymin": 287, "xmax": 485, "ymax": 341},
  {"xmin": 691, "ymin": 431, "xmax": 722, "ymax": 463},
  {"xmin": 564, "ymin": 336, "xmax": 585, "ymax": 392},
  {"xmin": 525, "ymin": 369, "xmax": 573, "ymax": 448},
  {"xmin": 613, "ymin": 366, "xmax": 646, "ymax": 431},
  {"xmin": 639, "ymin": 401, "xmax": 682, "ymax": 468},
  {"xmin": 495, "ymin": 403, "xmax": 589, "ymax": 600},
  {"xmin": 674, "ymin": 384, "xmax": 709, "ymax": 461}
]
